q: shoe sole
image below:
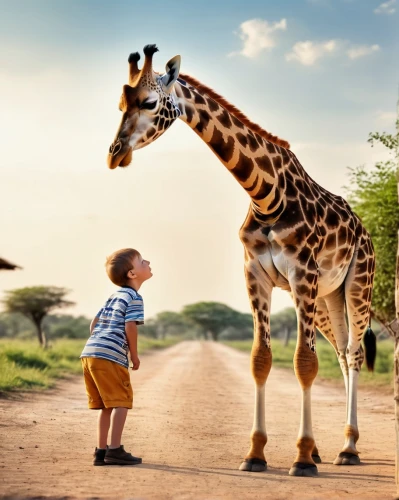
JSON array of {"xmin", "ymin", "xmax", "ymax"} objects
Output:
[
  {"xmin": 104, "ymin": 458, "xmax": 142, "ymax": 465},
  {"xmin": 93, "ymin": 461, "xmax": 106, "ymax": 466}
]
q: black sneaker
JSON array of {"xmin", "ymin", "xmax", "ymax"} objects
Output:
[
  {"xmin": 93, "ymin": 447, "xmax": 107, "ymax": 466},
  {"xmin": 104, "ymin": 445, "xmax": 142, "ymax": 465}
]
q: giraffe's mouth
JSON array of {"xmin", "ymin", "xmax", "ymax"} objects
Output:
[
  {"xmin": 119, "ymin": 149, "xmax": 133, "ymax": 168},
  {"xmin": 107, "ymin": 143, "xmax": 133, "ymax": 170}
]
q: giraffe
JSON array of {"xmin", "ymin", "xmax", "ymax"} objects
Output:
[{"xmin": 107, "ymin": 44, "xmax": 376, "ymax": 477}]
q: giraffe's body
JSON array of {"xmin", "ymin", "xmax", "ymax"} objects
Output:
[{"xmin": 108, "ymin": 45, "xmax": 376, "ymax": 476}]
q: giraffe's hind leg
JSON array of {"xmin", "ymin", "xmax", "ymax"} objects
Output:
[
  {"xmin": 333, "ymin": 232, "xmax": 375, "ymax": 466},
  {"xmin": 312, "ymin": 296, "xmax": 341, "ymax": 464},
  {"xmin": 320, "ymin": 289, "xmax": 362, "ymax": 465}
]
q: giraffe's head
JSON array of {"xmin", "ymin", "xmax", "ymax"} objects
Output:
[{"xmin": 107, "ymin": 44, "xmax": 181, "ymax": 169}]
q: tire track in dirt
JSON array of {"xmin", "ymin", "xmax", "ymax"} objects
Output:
[{"xmin": 0, "ymin": 341, "xmax": 395, "ymax": 500}]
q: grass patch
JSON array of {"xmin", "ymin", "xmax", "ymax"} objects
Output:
[
  {"xmin": 0, "ymin": 336, "xmax": 181, "ymax": 393},
  {"xmin": 224, "ymin": 338, "xmax": 394, "ymax": 388}
]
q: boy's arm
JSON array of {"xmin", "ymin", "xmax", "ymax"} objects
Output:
[
  {"xmin": 90, "ymin": 317, "xmax": 99, "ymax": 335},
  {"xmin": 126, "ymin": 321, "xmax": 140, "ymax": 370}
]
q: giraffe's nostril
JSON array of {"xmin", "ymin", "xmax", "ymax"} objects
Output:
[{"xmin": 109, "ymin": 140, "xmax": 122, "ymax": 156}]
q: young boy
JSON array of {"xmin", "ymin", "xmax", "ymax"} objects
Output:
[{"xmin": 80, "ymin": 248, "xmax": 152, "ymax": 466}]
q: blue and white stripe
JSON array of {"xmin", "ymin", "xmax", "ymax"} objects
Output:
[{"xmin": 80, "ymin": 286, "xmax": 144, "ymax": 368}]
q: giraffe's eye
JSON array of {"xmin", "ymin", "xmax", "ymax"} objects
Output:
[{"xmin": 140, "ymin": 100, "xmax": 157, "ymax": 111}]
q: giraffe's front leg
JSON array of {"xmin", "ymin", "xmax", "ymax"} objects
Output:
[
  {"xmin": 288, "ymin": 267, "xmax": 319, "ymax": 477},
  {"xmin": 289, "ymin": 343, "xmax": 319, "ymax": 477},
  {"xmin": 239, "ymin": 262, "xmax": 273, "ymax": 473}
]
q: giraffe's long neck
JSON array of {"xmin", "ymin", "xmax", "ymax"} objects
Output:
[{"xmin": 173, "ymin": 77, "xmax": 289, "ymax": 221}]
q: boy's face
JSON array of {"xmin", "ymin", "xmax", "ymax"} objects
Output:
[{"xmin": 130, "ymin": 254, "xmax": 153, "ymax": 282}]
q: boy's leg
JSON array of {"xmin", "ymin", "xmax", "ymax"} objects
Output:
[
  {"xmin": 105, "ymin": 406, "xmax": 142, "ymax": 465},
  {"xmin": 109, "ymin": 407, "xmax": 128, "ymax": 448},
  {"xmin": 98, "ymin": 408, "xmax": 113, "ymax": 449}
]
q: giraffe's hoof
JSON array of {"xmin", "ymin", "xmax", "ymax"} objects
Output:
[
  {"xmin": 333, "ymin": 452, "xmax": 360, "ymax": 465},
  {"xmin": 289, "ymin": 462, "xmax": 318, "ymax": 477},
  {"xmin": 312, "ymin": 454, "xmax": 322, "ymax": 464},
  {"xmin": 239, "ymin": 458, "xmax": 267, "ymax": 472}
]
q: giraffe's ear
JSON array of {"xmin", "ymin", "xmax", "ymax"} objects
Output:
[{"xmin": 161, "ymin": 55, "xmax": 181, "ymax": 91}]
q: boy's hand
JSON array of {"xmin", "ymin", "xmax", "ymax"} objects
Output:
[{"xmin": 131, "ymin": 356, "xmax": 140, "ymax": 371}]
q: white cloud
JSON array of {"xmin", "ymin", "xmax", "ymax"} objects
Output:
[
  {"xmin": 347, "ymin": 44, "xmax": 380, "ymax": 59},
  {"xmin": 285, "ymin": 39, "xmax": 339, "ymax": 66},
  {"xmin": 286, "ymin": 40, "xmax": 380, "ymax": 66},
  {"xmin": 229, "ymin": 18, "xmax": 287, "ymax": 59},
  {"xmin": 374, "ymin": 0, "xmax": 396, "ymax": 14}
]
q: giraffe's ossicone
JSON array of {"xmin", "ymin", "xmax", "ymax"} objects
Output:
[{"xmin": 107, "ymin": 44, "xmax": 376, "ymax": 477}]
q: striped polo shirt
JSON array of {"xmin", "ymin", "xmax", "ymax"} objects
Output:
[{"xmin": 80, "ymin": 286, "xmax": 144, "ymax": 368}]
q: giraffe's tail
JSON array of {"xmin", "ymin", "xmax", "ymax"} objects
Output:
[{"xmin": 363, "ymin": 325, "xmax": 377, "ymax": 372}]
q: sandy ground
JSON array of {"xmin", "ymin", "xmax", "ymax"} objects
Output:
[{"xmin": 0, "ymin": 340, "xmax": 397, "ymax": 500}]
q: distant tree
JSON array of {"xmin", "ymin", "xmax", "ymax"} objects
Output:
[
  {"xmin": 139, "ymin": 318, "xmax": 158, "ymax": 339},
  {"xmin": 2, "ymin": 286, "xmax": 74, "ymax": 347},
  {"xmin": 154, "ymin": 311, "xmax": 194, "ymax": 339},
  {"xmin": 219, "ymin": 325, "xmax": 253, "ymax": 341},
  {"xmin": 44, "ymin": 314, "xmax": 90, "ymax": 339},
  {"xmin": 0, "ymin": 312, "xmax": 32, "ymax": 338},
  {"xmin": 217, "ymin": 311, "xmax": 253, "ymax": 340},
  {"xmin": 182, "ymin": 302, "xmax": 247, "ymax": 341},
  {"xmin": 0, "ymin": 312, "xmax": 90, "ymax": 340},
  {"xmin": 345, "ymin": 128, "xmax": 398, "ymax": 333},
  {"xmin": 270, "ymin": 308, "xmax": 297, "ymax": 345}
]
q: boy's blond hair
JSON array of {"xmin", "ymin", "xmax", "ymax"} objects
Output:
[{"xmin": 105, "ymin": 248, "xmax": 140, "ymax": 286}]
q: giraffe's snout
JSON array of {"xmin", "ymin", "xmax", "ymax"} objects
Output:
[{"xmin": 107, "ymin": 140, "xmax": 133, "ymax": 169}]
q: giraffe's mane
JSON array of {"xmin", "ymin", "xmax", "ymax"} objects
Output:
[{"xmin": 178, "ymin": 73, "xmax": 291, "ymax": 150}]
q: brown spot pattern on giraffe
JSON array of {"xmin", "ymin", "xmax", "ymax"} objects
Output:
[
  {"xmin": 208, "ymin": 128, "xmax": 235, "ymax": 163},
  {"xmin": 179, "ymin": 72, "xmax": 290, "ymax": 149}
]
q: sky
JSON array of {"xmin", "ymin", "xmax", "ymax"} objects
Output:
[{"xmin": 0, "ymin": 0, "xmax": 398, "ymax": 321}]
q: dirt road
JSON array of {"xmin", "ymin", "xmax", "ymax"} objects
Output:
[{"xmin": 0, "ymin": 341, "xmax": 396, "ymax": 500}]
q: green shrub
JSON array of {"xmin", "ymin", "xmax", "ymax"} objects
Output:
[{"xmin": 0, "ymin": 337, "xmax": 181, "ymax": 393}]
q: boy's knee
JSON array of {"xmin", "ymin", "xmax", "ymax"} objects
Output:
[{"xmin": 101, "ymin": 407, "xmax": 113, "ymax": 414}]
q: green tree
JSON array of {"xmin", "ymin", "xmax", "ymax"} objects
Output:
[
  {"xmin": 139, "ymin": 318, "xmax": 158, "ymax": 339},
  {"xmin": 44, "ymin": 314, "xmax": 91, "ymax": 339},
  {"xmin": 219, "ymin": 312, "xmax": 254, "ymax": 341},
  {"xmin": 2, "ymin": 286, "xmax": 74, "ymax": 347},
  {"xmin": 270, "ymin": 307, "xmax": 297, "ymax": 345},
  {"xmin": 138, "ymin": 312, "xmax": 199, "ymax": 339},
  {"xmin": 346, "ymin": 126, "xmax": 399, "ymax": 333},
  {"xmin": 0, "ymin": 312, "xmax": 90, "ymax": 340},
  {"xmin": 154, "ymin": 311, "xmax": 193, "ymax": 339},
  {"xmin": 0, "ymin": 312, "xmax": 32, "ymax": 338},
  {"xmin": 182, "ymin": 301, "xmax": 247, "ymax": 341}
]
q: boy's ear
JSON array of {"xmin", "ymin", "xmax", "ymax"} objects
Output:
[{"xmin": 127, "ymin": 269, "xmax": 137, "ymax": 279}]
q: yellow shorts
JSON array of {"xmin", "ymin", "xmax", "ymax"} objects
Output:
[{"xmin": 81, "ymin": 357, "xmax": 133, "ymax": 409}]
